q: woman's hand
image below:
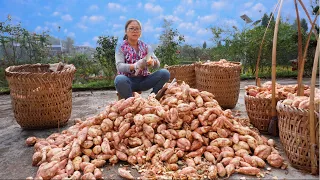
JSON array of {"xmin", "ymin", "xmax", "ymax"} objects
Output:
[
  {"xmin": 147, "ymin": 57, "xmax": 154, "ymax": 67},
  {"xmin": 134, "ymin": 58, "xmax": 147, "ymax": 70}
]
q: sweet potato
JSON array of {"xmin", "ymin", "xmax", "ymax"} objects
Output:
[
  {"xmin": 236, "ymin": 167, "xmax": 260, "ymax": 176},
  {"xmin": 208, "ymin": 165, "xmax": 218, "ymax": 179},
  {"xmin": 167, "ymin": 164, "xmax": 179, "ymax": 171},
  {"xmin": 267, "ymin": 154, "xmax": 284, "ymax": 168},
  {"xmin": 91, "ymin": 159, "xmax": 106, "ymax": 168},
  {"xmin": 154, "ymin": 134, "xmax": 166, "ymax": 147},
  {"xmin": 127, "ymin": 155, "xmax": 137, "ymax": 165},
  {"xmin": 167, "ymin": 154, "xmax": 178, "ymax": 164},
  {"xmin": 225, "ymin": 164, "xmax": 235, "ymax": 177},
  {"xmin": 210, "ymin": 138, "xmax": 232, "ymax": 147},
  {"xmin": 208, "ymin": 132, "xmax": 219, "ymax": 140},
  {"xmin": 143, "ymin": 114, "xmax": 161, "ymax": 124},
  {"xmin": 235, "ymin": 149, "xmax": 249, "ymax": 157},
  {"xmin": 217, "ymin": 163, "xmax": 226, "ymax": 177},
  {"xmin": 118, "ymin": 168, "xmax": 134, "ymax": 180},
  {"xmin": 180, "ymin": 167, "xmax": 196, "ymax": 174},
  {"xmin": 163, "ymin": 139, "xmax": 171, "ymax": 149},
  {"xmin": 116, "ymin": 150, "xmax": 128, "ymax": 161},
  {"xmin": 177, "ymin": 138, "xmax": 191, "ymax": 151},
  {"xmin": 190, "ymin": 140, "xmax": 202, "ymax": 151},
  {"xmin": 217, "ymin": 128, "xmax": 229, "ymax": 138},
  {"xmin": 94, "ymin": 168, "xmax": 103, "ymax": 179},
  {"xmin": 160, "ymin": 148, "xmax": 174, "ymax": 161},
  {"xmin": 204, "ymin": 151, "xmax": 216, "ymax": 164},
  {"xmin": 186, "ymin": 158, "xmax": 196, "ymax": 167},
  {"xmin": 191, "ymin": 131, "xmax": 203, "ymax": 143},
  {"xmin": 26, "ymin": 137, "xmax": 37, "ymax": 146},
  {"xmin": 141, "ymin": 135, "xmax": 152, "ymax": 148},
  {"xmin": 143, "ymin": 123, "xmax": 155, "ymax": 139},
  {"xmin": 243, "ymin": 155, "xmax": 257, "ymax": 167},
  {"xmin": 254, "ymin": 145, "xmax": 272, "ymax": 160}
]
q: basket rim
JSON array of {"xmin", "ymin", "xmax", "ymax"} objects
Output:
[
  {"xmin": 195, "ymin": 61, "xmax": 242, "ymax": 66},
  {"xmin": 244, "ymin": 94, "xmax": 285, "ymax": 101},
  {"xmin": 5, "ymin": 63, "xmax": 76, "ymax": 76},
  {"xmin": 165, "ymin": 63, "xmax": 195, "ymax": 68}
]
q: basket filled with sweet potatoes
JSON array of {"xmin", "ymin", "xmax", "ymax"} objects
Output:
[
  {"xmin": 195, "ymin": 59, "xmax": 242, "ymax": 109},
  {"xmin": 244, "ymin": 82, "xmax": 310, "ymax": 133},
  {"xmin": 276, "ymin": 88, "xmax": 320, "ymax": 172}
]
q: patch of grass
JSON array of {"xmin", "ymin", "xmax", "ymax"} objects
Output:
[
  {"xmin": 72, "ymin": 80, "xmax": 114, "ymax": 89},
  {"xmin": 240, "ymin": 66, "xmax": 298, "ymax": 80},
  {"xmin": 0, "ymin": 87, "xmax": 9, "ymax": 94}
]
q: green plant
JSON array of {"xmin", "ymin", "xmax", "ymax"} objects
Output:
[
  {"xmin": 94, "ymin": 36, "xmax": 118, "ymax": 77},
  {"xmin": 0, "ymin": 15, "xmax": 50, "ymax": 67},
  {"xmin": 155, "ymin": 19, "xmax": 185, "ymax": 66},
  {"xmin": 72, "ymin": 79, "xmax": 114, "ymax": 89},
  {"xmin": 65, "ymin": 54, "xmax": 101, "ymax": 83}
]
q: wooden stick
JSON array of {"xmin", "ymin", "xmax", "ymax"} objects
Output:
[
  {"xmin": 255, "ymin": 1, "xmax": 280, "ymax": 87},
  {"xmin": 269, "ymin": 0, "xmax": 284, "ymax": 136},
  {"xmin": 308, "ymin": 33, "xmax": 319, "ymax": 175},
  {"xmin": 294, "ymin": 0, "xmax": 304, "ymax": 96},
  {"xmin": 297, "ymin": 0, "xmax": 319, "ymax": 38}
]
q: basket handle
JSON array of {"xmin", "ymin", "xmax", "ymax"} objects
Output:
[
  {"xmin": 308, "ymin": 33, "xmax": 319, "ymax": 175},
  {"xmin": 296, "ymin": 0, "xmax": 319, "ymax": 96},
  {"xmin": 268, "ymin": 0, "xmax": 283, "ymax": 137},
  {"xmin": 255, "ymin": 1, "xmax": 280, "ymax": 87}
]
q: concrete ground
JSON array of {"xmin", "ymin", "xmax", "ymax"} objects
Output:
[{"xmin": 0, "ymin": 78, "xmax": 319, "ymax": 179}]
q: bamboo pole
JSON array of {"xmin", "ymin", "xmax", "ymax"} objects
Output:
[
  {"xmin": 297, "ymin": 0, "xmax": 319, "ymax": 38},
  {"xmin": 302, "ymin": 14, "xmax": 319, "ymax": 62},
  {"xmin": 268, "ymin": 0, "xmax": 283, "ymax": 136},
  {"xmin": 308, "ymin": 33, "xmax": 319, "ymax": 175},
  {"xmin": 255, "ymin": 1, "xmax": 280, "ymax": 87},
  {"xmin": 299, "ymin": 14, "xmax": 319, "ymax": 91},
  {"xmin": 294, "ymin": 0, "xmax": 304, "ymax": 96}
]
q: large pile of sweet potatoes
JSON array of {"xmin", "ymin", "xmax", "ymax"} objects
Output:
[{"xmin": 26, "ymin": 81, "xmax": 287, "ymax": 179}]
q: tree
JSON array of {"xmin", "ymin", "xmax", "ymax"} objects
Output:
[
  {"xmin": 179, "ymin": 44, "xmax": 202, "ymax": 62},
  {"xmin": 63, "ymin": 37, "xmax": 74, "ymax": 54},
  {"xmin": 0, "ymin": 15, "xmax": 50, "ymax": 66},
  {"xmin": 261, "ymin": 13, "xmax": 269, "ymax": 27},
  {"xmin": 292, "ymin": 18, "xmax": 308, "ymax": 33},
  {"xmin": 94, "ymin": 35, "xmax": 118, "ymax": 76},
  {"xmin": 208, "ymin": 26, "xmax": 236, "ymax": 61},
  {"xmin": 65, "ymin": 54, "xmax": 100, "ymax": 83},
  {"xmin": 155, "ymin": 19, "xmax": 185, "ymax": 66},
  {"xmin": 300, "ymin": 18, "xmax": 308, "ymax": 32},
  {"xmin": 202, "ymin": 41, "xmax": 207, "ymax": 49},
  {"xmin": 312, "ymin": 0, "xmax": 319, "ymax": 15}
]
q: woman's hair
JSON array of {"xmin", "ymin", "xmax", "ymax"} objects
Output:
[{"xmin": 123, "ymin": 19, "xmax": 142, "ymax": 40}]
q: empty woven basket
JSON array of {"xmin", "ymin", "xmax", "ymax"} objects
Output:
[{"xmin": 5, "ymin": 63, "xmax": 76, "ymax": 129}]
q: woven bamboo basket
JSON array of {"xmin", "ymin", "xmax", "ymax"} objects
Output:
[
  {"xmin": 5, "ymin": 63, "xmax": 76, "ymax": 129},
  {"xmin": 277, "ymin": 101, "xmax": 319, "ymax": 172},
  {"xmin": 165, "ymin": 64, "xmax": 196, "ymax": 88},
  {"xmin": 195, "ymin": 62, "xmax": 241, "ymax": 109},
  {"xmin": 244, "ymin": 95, "xmax": 284, "ymax": 133}
]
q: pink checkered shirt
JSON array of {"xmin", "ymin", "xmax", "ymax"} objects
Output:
[{"xmin": 118, "ymin": 40, "xmax": 149, "ymax": 77}]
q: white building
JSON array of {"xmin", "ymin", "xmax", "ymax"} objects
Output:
[
  {"xmin": 73, "ymin": 45, "xmax": 96, "ymax": 58},
  {"xmin": 48, "ymin": 40, "xmax": 65, "ymax": 56}
]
